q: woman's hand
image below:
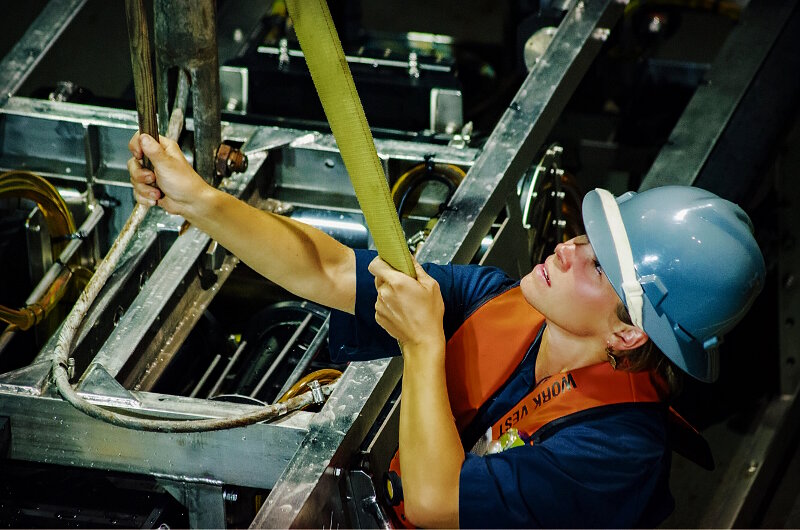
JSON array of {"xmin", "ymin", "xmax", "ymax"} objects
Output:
[
  {"xmin": 368, "ymin": 256, "xmax": 445, "ymax": 354},
  {"xmin": 127, "ymin": 132, "xmax": 212, "ymax": 217}
]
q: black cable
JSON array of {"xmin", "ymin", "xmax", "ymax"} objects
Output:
[{"xmin": 397, "ymin": 173, "xmax": 458, "ymax": 219}]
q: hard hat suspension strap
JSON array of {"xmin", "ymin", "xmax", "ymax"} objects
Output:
[{"xmin": 595, "ymin": 189, "xmax": 644, "ymax": 329}]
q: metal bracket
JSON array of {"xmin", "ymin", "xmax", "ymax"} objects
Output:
[
  {"xmin": 76, "ymin": 363, "xmax": 141, "ymax": 409},
  {"xmin": 0, "ymin": 360, "xmax": 52, "ymax": 397},
  {"xmin": 159, "ymin": 479, "xmax": 226, "ymax": 529}
]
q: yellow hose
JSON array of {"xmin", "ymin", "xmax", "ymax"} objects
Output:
[
  {"xmin": 0, "ymin": 305, "xmax": 43, "ymax": 331},
  {"xmin": 0, "ymin": 171, "xmax": 78, "ymax": 330},
  {"xmin": 0, "ymin": 171, "xmax": 76, "ymax": 245},
  {"xmin": 0, "ymin": 267, "xmax": 74, "ymax": 330},
  {"xmin": 284, "ymin": 0, "xmax": 416, "ymax": 278},
  {"xmin": 277, "ymin": 368, "xmax": 342, "ymax": 403}
]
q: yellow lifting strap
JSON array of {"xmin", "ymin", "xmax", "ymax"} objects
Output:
[{"xmin": 284, "ymin": 0, "xmax": 416, "ymax": 278}]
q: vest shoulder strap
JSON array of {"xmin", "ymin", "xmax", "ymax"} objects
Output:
[{"xmin": 445, "ymin": 286, "xmax": 545, "ymax": 431}]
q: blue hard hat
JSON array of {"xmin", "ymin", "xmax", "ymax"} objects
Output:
[{"xmin": 582, "ymin": 186, "xmax": 766, "ymax": 382}]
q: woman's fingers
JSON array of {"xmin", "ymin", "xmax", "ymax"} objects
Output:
[
  {"xmin": 128, "ymin": 131, "xmax": 143, "ymax": 159},
  {"xmin": 368, "ymin": 254, "xmax": 445, "ymax": 349},
  {"xmin": 158, "ymin": 134, "xmax": 183, "ymax": 157},
  {"xmin": 129, "ymin": 176, "xmax": 160, "ymax": 205},
  {"xmin": 128, "ymin": 156, "xmax": 162, "ymax": 203},
  {"xmin": 127, "ymin": 157, "xmax": 154, "ymax": 183},
  {"xmin": 131, "ymin": 184, "xmax": 161, "ymax": 205},
  {"xmin": 368, "ymin": 256, "xmax": 392, "ymax": 279}
]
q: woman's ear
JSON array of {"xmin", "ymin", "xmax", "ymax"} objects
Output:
[{"xmin": 611, "ymin": 325, "xmax": 649, "ymax": 353}]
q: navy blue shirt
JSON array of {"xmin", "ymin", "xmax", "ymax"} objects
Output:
[{"xmin": 330, "ymin": 249, "xmax": 674, "ymax": 528}]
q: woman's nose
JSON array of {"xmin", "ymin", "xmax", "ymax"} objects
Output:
[{"xmin": 554, "ymin": 242, "xmax": 573, "ymax": 270}]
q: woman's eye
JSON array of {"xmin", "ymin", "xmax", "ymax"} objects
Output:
[{"xmin": 593, "ymin": 258, "xmax": 604, "ymax": 276}]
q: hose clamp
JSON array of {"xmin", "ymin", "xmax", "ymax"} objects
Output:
[{"xmin": 307, "ymin": 380, "xmax": 324, "ymax": 405}]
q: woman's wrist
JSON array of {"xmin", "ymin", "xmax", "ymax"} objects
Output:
[
  {"xmin": 180, "ymin": 181, "xmax": 220, "ymax": 222},
  {"xmin": 401, "ymin": 335, "xmax": 446, "ymax": 363}
]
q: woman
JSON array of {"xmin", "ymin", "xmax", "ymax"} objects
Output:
[{"xmin": 128, "ymin": 133, "xmax": 765, "ymax": 528}]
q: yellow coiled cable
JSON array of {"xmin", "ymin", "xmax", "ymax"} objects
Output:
[{"xmin": 0, "ymin": 171, "xmax": 77, "ymax": 330}]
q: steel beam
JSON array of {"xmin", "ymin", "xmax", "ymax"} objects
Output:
[
  {"xmin": 75, "ymin": 152, "xmax": 264, "ymax": 384},
  {"xmin": 0, "ymin": 0, "xmax": 87, "ymax": 106},
  {"xmin": 638, "ymin": 0, "xmax": 799, "ymax": 194},
  {"xmin": 668, "ymin": 53, "xmax": 800, "ymax": 528},
  {"xmin": 777, "ymin": 106, "xmax": 800, "ymax": 396},
  {"xmin": 159, "ymin": 480, "xmax": 227, "ymax": 529},
  {"xmin": 0, "ymin": 389, "xmax": 309, "ymax": 490},
  {"xmin": 418, "ymin": 0, "xmax": 625, "ymax": 266},
  {"xmin": 699, "ymin": 391, "xmax": 800, "ymax": 527},
  {"xmin": 250, "ymin": 357, "xmax": 402, "ymax": 528}
]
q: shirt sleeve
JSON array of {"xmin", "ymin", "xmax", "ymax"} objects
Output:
[
  {"xmin": 458, "ymin": 407, "xmax": 674, "ymax": 528},
  {"xmin": 328, "ymin": 249, "xmax": 515, "ymax": 362}
]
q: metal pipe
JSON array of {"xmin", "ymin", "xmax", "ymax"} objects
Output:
[
  {"xmin": 33, "ymin": 205, "xmax": 104, "ymax": 304},
  {"xmin": 154, "ymin": 0, "xmax": 221, "ymax": 183},
  {"xmin": 0, "ymin": 306, "xmax": 41, "ymax": 331},
  {"xmin": 166, "ymin": 69, "xmax": 191, "ymax": 141},
  {"xmin": 274, "ymin": 315, "xmax": 330, "ymax": 401},
  {"xmin": 189, "ymin": 353, "xmax": 222, "ymax": 398},
  {"xmin": 126, "ymin": 0, "xmax": 160, "ymax": 155},
  {"xmin": 249, "ymin": 313, "xmax": 313, "ymax": 399},
  {"xmin": 207, "ymin": 339, "xmax": 248, "ymax": 398}
]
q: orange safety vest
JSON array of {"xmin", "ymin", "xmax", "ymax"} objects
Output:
[
  {"xmin": 445, "ymin": 286, "xmax": 547, "ymax": 432},
  {"xmin": 383, "ymin": 286, "xmax": 707, "ymax": 528}
]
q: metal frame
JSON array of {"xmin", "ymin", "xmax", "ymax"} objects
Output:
[
  {"xmin": 419, "ymin": 0, "xmax": 625, "ymax": 266},
  {"xmin": 699, "ymin": 392, "xmax": 800, "ymax": 527},
  {"xmin": 706, "ymin": 85, "xmax": 800, "ymax": 529},
  {"xmin": 0, "ymin": 0, "xmax": 87, "ymax": 105},
  {"xmin": 0, "ymin": 386, "xmax": 310, "ymax": 490},
  {"xmin": 0, "ymin": 93, "xmax": 479, "ymax": 527},
  {"xmin": 638, "ymin": 0, "xmax": 799, "ymax": 195},
  {"xmin": 154, "ymin": 0, "xmax": 221, "ymax": 183},
  {"xmin": 777, "ymin": 73, "xmax": 800, "ymax": 395},
  {"xmin": 9, "ymin": 0, "xmax": 784, "ymax": 527}
]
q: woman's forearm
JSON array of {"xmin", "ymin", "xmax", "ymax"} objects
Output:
[
  {"xmin": 399, "ymin": 342, "xmax": 463, "ymax": 528},
  {"xmin": 129, "ymin": 133, "xmax": 356, "ymax": 314},
  {"xmin": 185, "ymin": 186, "xmax": 356, "ymax": 314}
]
